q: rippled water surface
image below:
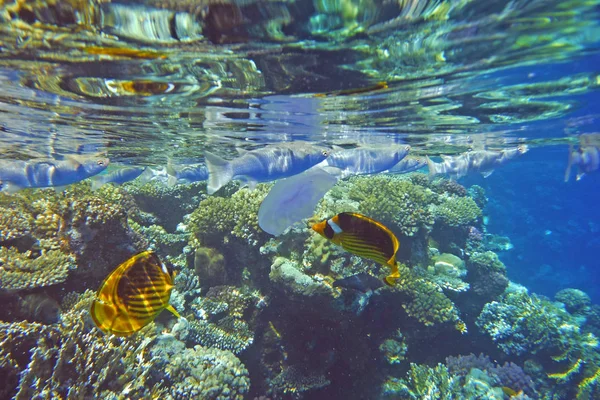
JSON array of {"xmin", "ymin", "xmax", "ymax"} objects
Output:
[{"xmin": 0, "ymin": 0, "xmax": 598, "ymax": 161}]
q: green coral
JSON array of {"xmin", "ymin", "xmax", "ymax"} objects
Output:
[
  {"xmin": 395, "ymin": 264, "xmax": 461, "ymax": 326},
  {"xmin": 402, "ymin": 279, "xmax": 460, "ymax": 326},
  {"xmin": 431, "ymin": 195, "xmax": 482, "ymax": 227},
  {"xmin": 468, "ymin": 251, "xmax": 506, "ymax": 273},
  {"xmin": 187, "ymin": 185, "xmax": 271, "ymax": 246},
  {"xmin": 347, "ymin": 175, "xmax": 437, "ymax": 237},
  {"xmin": 379, "ymin": 329, "xmax": 408, "ymax": 365},
  {"xmin": 389, "ymin": 363, "xmax": 462, "ymax": 399}
]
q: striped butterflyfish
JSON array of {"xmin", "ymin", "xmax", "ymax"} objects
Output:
[
  {"xmin": 311, "ymin": 212, "xmax": 401, "ymax": 286},
  {"xmin": 90, "ymin": 251, "xmax": 181, "ymax": 336}
]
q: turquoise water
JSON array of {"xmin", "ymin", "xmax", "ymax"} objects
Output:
[{"xmin": 0, "ymin": 1, "xmax": 599, "ymax": 399}]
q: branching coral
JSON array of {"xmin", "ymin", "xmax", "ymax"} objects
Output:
[
  {"xmin": 0, "ymin": 184, "xmax": 146, "ymax": 287},
  {"xmin": 466, "ymin": 251, "xmax": 509, "ymax": 306}
]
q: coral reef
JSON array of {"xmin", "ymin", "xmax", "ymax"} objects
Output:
[
  {"xmin": 0, "ymin": 184, "xmax": 146, "ymax": 290},
  {"xmin": 431, "ymin": 195, "xmax": 482, "ymax": 227},
  {"xmin": 0, "ymin": 165, "xmax": 597, "ymax": 400},
  {"xmin": 161, "ymin": 344, "xmax": 250, "ymax": 400},
  {"xmin": 555, "ymin": 288, "xmax": 592, "ymax": 315},
  {"xmin": 346, "ymin": 175, "xmax": 437, "ymax": 237},
  {"xmin": 187, "ymin": 185, "xmax": 271, "ymax": 247},
  {"xmin": 446, "ymin": 353, "xmax": 538, "ymax": 398}
]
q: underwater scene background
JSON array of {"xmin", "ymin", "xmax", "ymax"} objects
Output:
[{"xmin": 0, "ymin": 0, "xmax": 600, "ymax": 399}]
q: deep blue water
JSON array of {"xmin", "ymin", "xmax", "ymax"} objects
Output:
[{"xmin": 461, "ymin": 146, "xmax": 600, "ymax": 303}]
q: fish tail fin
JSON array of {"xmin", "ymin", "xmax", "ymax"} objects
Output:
[
  {"xmin": 564, "ymin": 144, "xmax": 574, "ymax": 182},
  {"xmin": 137, "ymin": 167, "xmax": 153, "ymax": 185},
  {"xmin": 166, "ymin": 158, "xmax": 177, "ymax": 177},
  {"xmin": 425, "ymin": 156, "xmax": 438, "ymax": 178},
  {"xmin": 165, "ymin": 304, "xmax": 181, "ymax": 319},
  {"xmin": 205, "ymin": 151, "xmax": 233, "ymax": 194},
  {"xmin": 384, "ymin": 262, "xmax": 400, "ymax": 286},
  {"xmin": 167, "ymin": 175, "xmax": 178, "ymax": 187}
]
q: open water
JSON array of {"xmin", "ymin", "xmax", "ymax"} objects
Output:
[{"xmin": 0, "ymin": 1, "xmax": 599, "ymax": 399}]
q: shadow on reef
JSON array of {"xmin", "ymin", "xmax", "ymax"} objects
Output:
[{"xmin": 0, "ymin": 174, "xmax": 599, "ymax": 399}]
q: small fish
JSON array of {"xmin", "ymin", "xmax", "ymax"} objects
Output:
[
  {"xmin": 166, "ymin": 163, "xmax": 209, "ymax": 187},
  {"xmin": 386, "ymin": 156, "xmax": 427, "ymax": 174},
  {"xmin": 333, "ymin": 272, "xmax": 386, "ymax": 293},
  {"xmin": 324, "ymin": 145, "xmax": 411, "ymax": 178},
  {"xmin": 501, "ymin": 386, "xmax": 523, "ymax": 398},
  {"xmin": 91, "ymin": 166, "xmax": 151, "ymax": 190},
  {"xmin": 564, "ymin": 143, "xmax": 599, "ymax": 181},
  {"xmin": 204, "ymin": 142, "xmax": 331, "ymax": 194},
  {"xmin": 90, "ymin": 251, "xmax": 180, "ymax": 336},
  {"xmin": 314, "ymin": 82, "xmax": 388, "ymax": 98},
  {"xmin": 427, "ymin": 145, "xmax": 528, "ymax": 179},
  {"xmin": 312, "ymin": 212, "xmax": 401, "ymax": 286},
  {"xmin": 0, "ymin": 154, "xmax": 109, "ymax": 193}
]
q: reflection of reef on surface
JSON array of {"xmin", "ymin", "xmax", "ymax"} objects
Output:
[{"xmin": 0, "ymin": 174, "xmax": 598, "ymax": 399}]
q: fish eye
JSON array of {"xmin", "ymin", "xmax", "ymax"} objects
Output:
[
  {"xmin": 97, "ymin": 160, "xmax": 105, "ymax": 166},
  {"xmin": 322, "ymin": 150, "xmax": 330, "ymax": 156}
]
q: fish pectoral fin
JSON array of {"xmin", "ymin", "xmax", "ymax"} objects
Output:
[{"xmin": 165, "ymin": 304, "xmax": 181, "ymax": 319}]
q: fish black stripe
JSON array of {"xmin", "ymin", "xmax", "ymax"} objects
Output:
[
  {"xmin": 127, "ymin": 296, "xmax": 167, "ymax": 305},
  {"xmin": 343, "ymin": 234, "xmax": 394, "ymax": 255},
  {"xmin": 342, "ymin": 237, "xmax": 392, "ymax": 255}
]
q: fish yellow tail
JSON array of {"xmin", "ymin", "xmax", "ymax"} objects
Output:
[
  {"xmin": 166, "ymin": 304, "xmax": 181, "ymax": 319},
  {"xmin": 384, "ymin": 263, "xmax": 400, "ymax": 286}
]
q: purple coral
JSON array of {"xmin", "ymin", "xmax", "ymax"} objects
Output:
[
  {"xmin": 446, "ymin": 353, "xmax": 538, "ymax": 398},
  {"xmin": 491, "ymin": 362, "xmax": 537, "ymax": 399},
  {"xmin": 467, "ymin": 226, "xmax": 484, "ymax": 242}
]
